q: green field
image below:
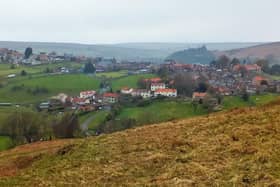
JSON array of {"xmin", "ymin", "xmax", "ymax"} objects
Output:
[
  {"xmin": 79, "ymin": 111, "xmax": 109, "ymax": 131},
  {"xmin": 96, "ymin": 70, "xmax": 128, "ymax": 78},
  {"xmin": 116, "ymin": 94, "xmax": 279, "ymax": 126},
  {"xmin": 223, "ymin": 94, "xmax": 279, "ymax": 110},
  {"xmin": 0, "ymin": 62, "xmax": 83, "ymax": 77},
  {"xmin": 0, "ymin": 64, "xmax": 40, "ymax": 77},
  {"xmin": 0, "ymin": 136, "xmax": 13, "ymax": 151},
  {"xmin": 0, "ymin": 74, "xmax": 100, "ymax": 103},
  {"xmin": 111, "ymin": 74, "xmax": 156, "ymax": 91},
  {"xmin": 116, "ymin": 100, "xmax": 207, "ymax": 125}
]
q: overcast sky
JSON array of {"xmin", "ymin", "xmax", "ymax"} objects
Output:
[{"xmin": 0, "ymin": 0, "xmax": 279, "ymax": 44}]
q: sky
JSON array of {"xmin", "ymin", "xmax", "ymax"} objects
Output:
[{"xmin": 0, "ymin": 0, "xmax": 279, "ymax": 44}]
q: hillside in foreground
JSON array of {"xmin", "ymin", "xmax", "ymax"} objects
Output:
[{"xmin": 1, "ymin": 101, "xmax": 280, "ymax": 186}]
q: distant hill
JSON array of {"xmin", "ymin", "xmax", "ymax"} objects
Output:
[
  {"xmin": 0, "ymin": 41, "xmax": 261, "ymax": 62},
  {"xmin": 215, "ymin": 42, "xmax": 280, "ymax": 63},
  {"xmin": 1, "ymin": 101, "xmax": 280, "ymax": 186},
  {"xmin": 166, "ymin": 46, "xmax": 215, "ymax": 64}
]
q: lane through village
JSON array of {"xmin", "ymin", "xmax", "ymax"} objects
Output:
[{"xmin": 81, "ymin": 114, "xmax": 96, "ymax": 135}]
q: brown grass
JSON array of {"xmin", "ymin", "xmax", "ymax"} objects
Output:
[{"xmin": 1, "ymin": 103, "xmax": 280, "ymax": 186}]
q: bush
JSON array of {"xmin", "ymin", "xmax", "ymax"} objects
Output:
[
  {"xmin": 52, "ymin": 113, "xmax": 81, "ymax": 138},
  {"xmin": 1, "ymin": 109, "xmax": 52, "ymax": 144},
  {"xmin": 84, "ymin": 62, "xmax": 96, "ymax": 74},
  {"xmin": 21, "ymin": 70, "xmax": 27, "ymax": 76}
]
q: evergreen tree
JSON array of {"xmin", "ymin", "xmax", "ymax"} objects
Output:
[{"xmin": 84, "ymin": 62, "xmax": 96, "ymax": 74}]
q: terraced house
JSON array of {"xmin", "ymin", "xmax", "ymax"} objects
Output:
[
  {"xmin": 151, "ymin": 82, "xmax": 166, "ymax": 91},
  {"xmin": 154, "ymin": 88, "xmax": 177, "ymax": 97}
]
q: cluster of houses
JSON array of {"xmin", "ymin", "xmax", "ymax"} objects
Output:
[
  {"xmin": 39, "ymin": 90, "xmax": 121, "ymax": 112},
  {"xmin": 39, "ymin": 77, "xmax": 179, "ymax": 112},
  {"xmin": 0, "ymin": 48, "xmax": 23, "ymax": 64},
  {"xmin": 0, "ymin": 47, "xmax": 98, "ymax": 65},
  {"xmin": 0, "ymin": 47, "xmax": 153, "ymax": 75},
  {"xmin": 188, "ymin": 62, "xmax": 280, "ymax": 102},
  {"xmin": 121, "ymin": 77, "xmax": 177, "ymax": 99},
  {"xmin": 95, "ymin": 58, "xmax": 152, "ymax": 73}
]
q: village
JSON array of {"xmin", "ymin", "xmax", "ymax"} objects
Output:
[
  {"xmin": 35, "ymin": 60, "xmax": 280, "ymax": 115},
  {"xmin": 1, "ymin": 46, "xmax": 280, "ymax": 115}
]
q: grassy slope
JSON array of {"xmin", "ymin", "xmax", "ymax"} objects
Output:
[
  {"xmin": 1, "ymin": 102, "xmax": 280, "ymax": 186},
  {"xmin": 111, "ymin": 74, "xmax": 156, "ymax": 91},
  {"xmin": 0, "ymin": 136, "xmax": 12, "ymax": 151},
  {"xmin": 0, "ymin": 74, "xmax": 100, "ymax": 103}
]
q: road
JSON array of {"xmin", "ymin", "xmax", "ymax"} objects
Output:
[{"xmin": 81, "ymin": 114, "xmax": 96, "ymax": 133}]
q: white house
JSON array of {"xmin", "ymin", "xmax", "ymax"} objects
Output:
[
  {"xmin": 151, "ymin": 83, "xmax": 166, "ymax": 91},
  {"xmin": 7, "ymin": 74, "xmax": 16, "ymax": 78},
  {"xmin": 103, "ymin": 93, "xmax": 119, "ymax": 104},
  {"xmin": 52, "ymin": 93, "xmax": 68, "ymax": 103},
  {"xmin": 80, "ymin": 90, "xmax": 96, "ymax": 99},
  {"xmin": 154, "ymin": 89, "xmax": 177, "ymax": 97},
  {"xmin": 131, "ymin": 89, "xmax": 151, "ymax": 99},
  {"xmin": 121, "ymin": 87, "xmax": 133, "ymax": 94}
]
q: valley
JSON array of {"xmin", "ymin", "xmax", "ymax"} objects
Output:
[{"xmin": 1, "ymin": 101, "xmax": 280, "ymax": 186}]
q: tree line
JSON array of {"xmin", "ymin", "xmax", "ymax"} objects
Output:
[{"xmin": 0, "ymin": 108, "xmax": 81, "ymax": 146}]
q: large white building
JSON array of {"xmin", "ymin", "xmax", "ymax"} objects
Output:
[
  {"xmin": 131, "ymin": 89, "xmax": 151, "ymax": 99},
  {"xmin": 80, "ymin": 90, "xmax": 96, "ymax": 99},
  {"xmin": 151, "ymin": 83, "xmax": 166, "ymax": 91},
  {"xmin": 121, "ymin": 87, "xmax": 133, "ymax": 94},
  {"xmin": 154, "ymin": 89, "xmax": 177, "ymax": 97}
]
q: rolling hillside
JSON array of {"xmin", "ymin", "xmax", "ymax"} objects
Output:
[
  {"xmin": 166, "ymin": 46, "xmax": 215, "ymax": 64},
  {"xmin": 0, "ymin": 41, "xmax": 260, "ymax": 61},
  {"xmin": 1, "ymin": 101, "xmax": 280, "ymax": 186},
  {"xmin": 215, "ymin": 42, "xmax": 280, "ymax": 62}
]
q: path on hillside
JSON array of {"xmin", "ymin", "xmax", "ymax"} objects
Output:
[{"xmin": 81, "ymin": 115, "xmax": 96, "ymax": 133}]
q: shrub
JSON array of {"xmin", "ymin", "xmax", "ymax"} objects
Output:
[{"xmin": 52, "ymin": 113, "xmax": 81, "ymax": 138}]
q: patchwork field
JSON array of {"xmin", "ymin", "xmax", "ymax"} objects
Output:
[
  {"xmin": 1, "ymin": 101, "xmax": 280, "ymax": 186},
  {"xmin": 0, "ymin": 62, "xmax": 83, "ymax": 77},
  {"xmin": 0, "ymin": 74, "xmax": 100, "ymax": 103}
]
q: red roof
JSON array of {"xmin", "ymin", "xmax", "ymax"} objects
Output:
[
  {"xmin": 144, "ymin": 77, "xmax": 162, "ymax": 83},
  {"xmin": 121, "ymin": 87, "xmax": 131, "ymax": 91},
  {"xmin": 244, "ymin": 64, "xmax": 261, "ymax": 71},
  {"xmin": 193, "ymin": 92, "xmax": 207, "ymax": 97},
  {"xmin": 103, "ymin": 93, "xmax": 119, "ymax": 98},
  {"xmin": 72, "ymin": 97, "xmax": 86, "ymax": 103},
  {"xmin": 80, "ymin": 90, "xmax": 96, "ymax": 95},
  {"xmin": 151, "ymin": 82, "xmax": 165, "ymax": 86},
  {"xmin": 233, "ymin": 64, "xmax": 242, "ymax": 71},
  {"xmin": 155, "ymin": 88, "xmax": 177, "ymax": 93},
  {"xmin": 233, "ymin": 64, "xmax": 261, "ymax": 72},
  {"xmin": 253, "ymin": 76, "xmax": 266, "ymax": 81}
]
